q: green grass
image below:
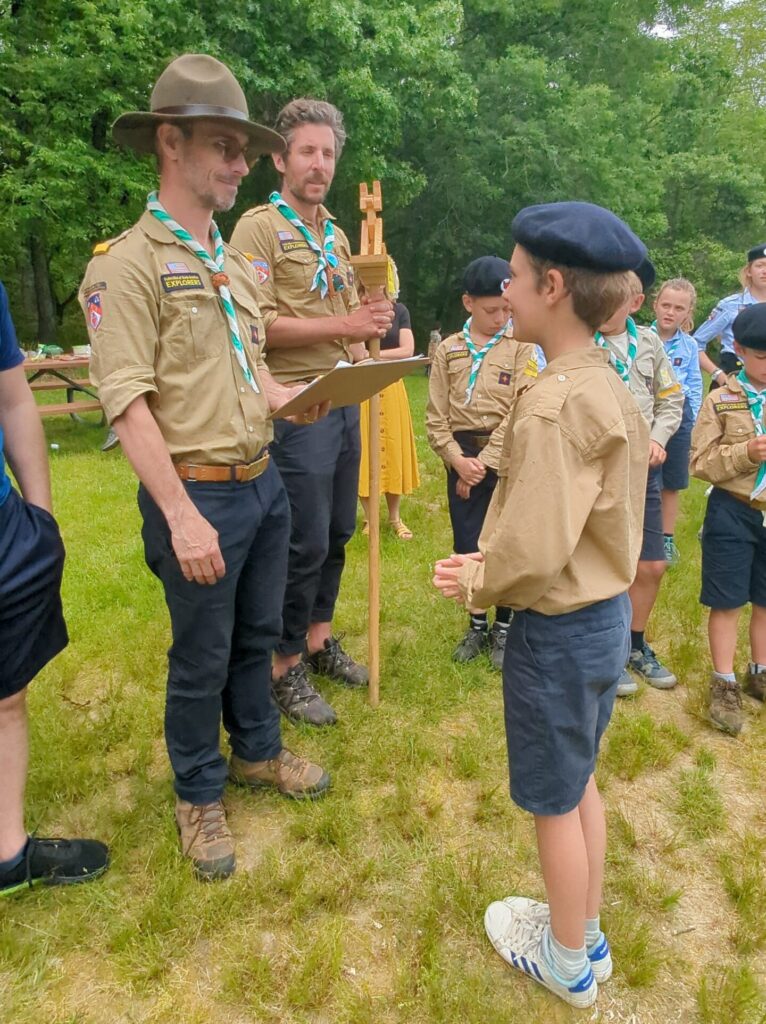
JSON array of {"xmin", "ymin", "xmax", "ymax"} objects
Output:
[{"xmin": 2, "ymin": 375, "xmax": 765, "ymax": 1023}]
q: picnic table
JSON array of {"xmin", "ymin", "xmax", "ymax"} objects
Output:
[{"xmin": 24, "ymin": 355, "xmax": 104, "ymax": 424}]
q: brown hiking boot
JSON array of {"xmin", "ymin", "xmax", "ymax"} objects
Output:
[
  {"xmin": 709, "ymin": 675, "xmax": 744, "ymax": 735},
  {"xmin": 175, "ymin": 798, "xmax": 235, "ymax": 880},
  {"xmin": 744, "ymin": 669, "xmax": 766, "ymax": 702},
  {"xmin": 229, "ymin": 749, "xmax": 330, "ymax": 800}
]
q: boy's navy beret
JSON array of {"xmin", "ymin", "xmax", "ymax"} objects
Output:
[
  {"xmin": 511, "ymin": 201, "xmax": 647, "ymax": 272},
  {"xmin": 747, "ymin": 243, "xmax": 766, "ymax": 264},
  {"xmin": 462, "ymin": 255, "xmax": 510, "ymax": 297},
  {"xmin": 635, "ymin": 257, "xmax": 656, "ymax": 292},
  {"xmin": 733, "ymin": 303, "xmax": 766, "ymax": 351}
]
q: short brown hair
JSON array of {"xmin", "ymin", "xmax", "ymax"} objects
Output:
[
  {"xmin": 274, "ymin": 98, "xmax": 346, "ymax": 156},
  {"xmin": 527, "ymin": 255, "xmax": 635, "ymax": 331}
]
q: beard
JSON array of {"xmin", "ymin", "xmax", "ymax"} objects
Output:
[{"xmin": 290, "ymin": 177, "xmax": 330, "ymax": 205}]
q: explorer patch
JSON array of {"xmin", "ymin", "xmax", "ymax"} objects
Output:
[
  {"xmin": 714, "ymin": 400, "xmax": 749, "ymax": 412},
  {"xmin": 280, "ymin": 239, "xmax": 310, "ymax": 254},
  {"xmin": 446, "ymin": 348, "xmax": 470, "ymax": 362},
  {"xmin": 160, "ymin": 273, "xmax": 204, "ymax": 292}
]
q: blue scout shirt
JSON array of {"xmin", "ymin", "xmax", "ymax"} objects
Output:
[
  {"xmin": 0, "ymin": 283, "xmax": 25, "ymax": 507},
  {"xmin": 660, "ymin": 326, "xmax": 703, "ymax": 419},
  {"xmin": 694, "ymin": 289, "xmax": 758, "ymax": 355}
]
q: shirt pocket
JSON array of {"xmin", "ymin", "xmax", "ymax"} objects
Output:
[
  {"xmin": 485, "ymin": 354, "xmax": 515, "ymax": 398},
  {"xmin": 160, "ymin": 291, "xmax": 226, "ymax": 367},
  {"xmin": 720, "ymin": 409, "xmax": 754, "ymax": 446},
  {"xmin": 633, "ymin": 345, "xmax": 655, "ymax": 392},
  {"xmin": 230, "ymin": 289, "xmax": 266, "ymax": 361},
  {"xmin": 277, "ymin": 248, "xmax": 316, "ymax": 293}
]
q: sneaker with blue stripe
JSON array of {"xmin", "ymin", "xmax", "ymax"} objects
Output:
[
  {"xmin": 484, "ymin": 898, "xmax": 598, "ymax": 1008},
  {"xmin": 490, "ymin": 896, "xmax": 613, "ymax": 983}
]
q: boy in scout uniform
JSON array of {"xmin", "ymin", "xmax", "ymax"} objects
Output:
[
  {"xmin": 426, "ymin": 256, "xmax": 541, "ymax": 669},
  {"xmin": 690, "ymin": 303, "xmax": 766, "ymax": 735},
  {"xmin": 434, "ymin": 202, "xmax": 649, "ymax": 1008},
  {"xmin": 231, "ymin": 99, "xmax": 393, "ymax": 727},
  {"xmin": 80, "ymin": 55, "xmax": 331, "ymax": 881},
  {"xmin": 596, "ymin": 261, "xmax": 684, "ymax": 695}
]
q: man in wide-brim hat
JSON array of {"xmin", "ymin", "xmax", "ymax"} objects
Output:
[{"xmin": 80, "ymin": 54, "xmax": 332, "ymax": 881}]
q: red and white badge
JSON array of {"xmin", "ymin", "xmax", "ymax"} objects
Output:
[
  {"xmin": 251, "ymin": 258, "xmax": 270, "ymax": 284},
  {"xmin": 87, "ymin": 292, "xmax": 102, "ymax": 331}
]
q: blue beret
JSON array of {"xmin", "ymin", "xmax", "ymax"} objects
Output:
[
  {"xmin": 733, "ymin": 303, "xmax": 766, "ymax": 350},
  {"xmin": 511, "ymin": 201, "xmax": 647, "ymax": 272},
  {"xmin": 635, "ymin": 257, "xmax": 656, "ymax": 292},
  {"xmin": 462, "ymin": 256, "xmax": 510, "ymax": 297},
  {"xmin": 747, "ymin": 243, "xmax": 766, "ymax": 264}
]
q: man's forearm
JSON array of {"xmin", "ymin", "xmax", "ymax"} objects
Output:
[{"xmin": 265, "ymin": 314, "xmax": 350, "ymax": 349}]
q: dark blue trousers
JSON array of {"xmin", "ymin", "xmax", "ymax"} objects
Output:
[
  {"xmin": 138, "ymin": 461, "xmax": 287, "ymax": 804},
  {"xmin": 271, "ymin": 406, "xmax": 361, "ymax": 657}
]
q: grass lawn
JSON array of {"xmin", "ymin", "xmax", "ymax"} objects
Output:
[{"xmin": 2, "ymin": 374, "xmax": 766, "ymax": 1023}]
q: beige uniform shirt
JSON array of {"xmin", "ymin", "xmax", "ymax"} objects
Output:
[
  {"xmin": 690, "ymin": 374, "xmax": 766, "ymax": 509},
  {"xmin": 458, "ymin": 348, "xmax": 650, "ymax": 614},
  {"xmin": 229, "ymin": 202, "xmax": 360, "ymax": 383},
  {"xmin": 425, "ymin": 328, "xmax": 540, "ymax": 471},
  {"xmin": 79, "ymin": 211, "xmax": 272, "ymax": 464},
  {"xmin": 600, "ymin": 324, "xmax": 683, "ymax": 447}
]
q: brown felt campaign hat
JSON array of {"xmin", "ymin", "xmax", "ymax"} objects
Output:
[{"xmin": 112, "ymin": 54, "xmax": 285, "ymax": 157}]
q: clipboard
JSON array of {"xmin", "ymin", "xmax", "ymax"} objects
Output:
[{"xmin": 269, "ymin": 356, "xmax": 429, "ymax": 419}]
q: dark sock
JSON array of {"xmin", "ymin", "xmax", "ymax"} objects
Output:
[
  {"xmin": 663, "ymin": 533, "xmax": 673, "ymax": 540},
  {"xmin": 0, "ymin": 838, "xmax": 28, "ymax": 873},
  {"xmin": 470, "ymin": 613, "xmax": 488, "ymax": 631},
  {"xmin": 631, "ymin": 630, "xmax": 644, "ymax": 652},
  {"xmin": 494, "ymin": 606, "xmax": 512, "ymax": 625}
]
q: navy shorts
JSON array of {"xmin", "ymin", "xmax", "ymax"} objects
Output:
[
  {"xmin": 700, "ymin": 488, "xmax": 766, "ymax": 609},
  {"xmin": 661, "ymin": 399, "xmax": 693, "ymax": 492},
  {"xmin": 640, "ymin": 466, "xmax": 665, "ymax": 562},
  {"xmin": 0, "ymin": 489, "xmax": 68, "ymax": 699},
  {"xmin": 447, "ymin": 431, "xmax": 498, "ymax": 553},
  {"xmin": 502, "ymin": 593, "xmax": 630, "ymax": 815}
]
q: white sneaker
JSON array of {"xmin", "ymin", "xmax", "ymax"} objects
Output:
[
  {"xmin": 484, "ymin": 898, "xmax": 598, "ymax": 1008},
  {"xmin": 493, "ymin": 897, "xmax": 613, "ymax": 983}
]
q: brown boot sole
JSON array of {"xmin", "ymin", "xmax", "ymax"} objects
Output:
[{"xmin": 229, "ymin": 771, "xmax": 331, "ymax": 801}]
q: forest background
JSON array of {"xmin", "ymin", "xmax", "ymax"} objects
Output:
[{"xmin": 1, "ymin": 0, "xmax": 766, "ymax": 348}]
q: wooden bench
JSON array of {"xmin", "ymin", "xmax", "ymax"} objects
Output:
[
  {"xmin": 38, "ymin": 400, "xmax": 103, "ymax": 418},
  {"xmin": 30, "ymin": 378, "xmax": 94, "ymax": 392},
  {"xmin": 24, "ymin": 357, "xmax": 104, "ymax": 425}
]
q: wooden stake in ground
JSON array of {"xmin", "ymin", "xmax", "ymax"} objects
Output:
[{"xmin": 351, "ymin": 181, "xmax": 389, "ymax": 708}]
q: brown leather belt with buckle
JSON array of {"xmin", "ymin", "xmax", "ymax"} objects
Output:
[
  {"xmin": 175, "ymin": 451, "xmax": 269, "ymax": 483},
  {"xmin": 453, "ymin": 430, "xmax": 492, "ymax": 451}
]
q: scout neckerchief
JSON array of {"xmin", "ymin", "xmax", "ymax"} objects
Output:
[
  {"xmin": 651, "ymin": 319, "xmax": 682, "ymax": 362},
  {"xmin": 594, "ymin": 315, "xmax": 639, "ymax": 388},
  {"xmin": 269, "ymin": 191, "xmax": 338, "ymax": 298},
  {"xmin": 146, "ymin": 192, "xmax": 259, "ymax": 393},
  {"xmin": 463, "ymin": 316, "xmax": 508, "ymax": 405},
  {"xmin": 736, "ymin": 369, "xmax": 766, "ymax": 500}
]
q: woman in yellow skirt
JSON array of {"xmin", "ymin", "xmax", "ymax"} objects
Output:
[{"xmin": 359, "ymin": 300, "xmax": 420, "ymax": 539}]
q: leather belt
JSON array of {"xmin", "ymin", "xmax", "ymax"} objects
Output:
[
  {"xmin": 720, "ymin": 487, "xmax": 765, "ymax": 512},
  {"xmin": 175, "ymin": 452, "xmax": 269, "ymax": 483},
  {"xmin": 453, "ymin": 430, "xmax": 492, "ymax": 450}
]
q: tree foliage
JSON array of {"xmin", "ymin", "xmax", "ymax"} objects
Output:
[{"xmin": 0, "ymin": 0, "xmax": 764, "ymax": 344}]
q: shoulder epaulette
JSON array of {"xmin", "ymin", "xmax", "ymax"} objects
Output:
[
  {"xmin": 246, "ymin": 204, "xmax": 271, "ymax": 218},
  {"xmin": 92, "ymin": 228, "xmax": 131, "ymax": 255}
]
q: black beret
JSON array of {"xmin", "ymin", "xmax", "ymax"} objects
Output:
[
  {"xmin": 747, "ymin": 243, "xmax": 766, "ymax": 264},
  {"xmin": 635, "ymin": 257, "xmax": 656, "ymax": 292},
  {"xmin": 733, "ymin": 303, "xmax": 766, "ymax": 351},
  {"xmin": 462, "ymin": 255, "xmax": 510, "ymax": 297},
  {"xmin": 511, "ymin": 201, "xmax": 647, "ymax": 272}
]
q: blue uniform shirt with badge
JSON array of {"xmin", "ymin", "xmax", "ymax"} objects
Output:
[
  {"xmin": 0, "ymin": 282, "xmax": 25, "ymax": 507},
  {"xmin": 694, "ymin": 289, "xmax": 759, "ymax": 356},
  {"xmin": 660, "ymin": 325, "xmax": 704, "ymax": 419}
]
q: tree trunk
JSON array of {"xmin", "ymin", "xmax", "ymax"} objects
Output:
[{"xmin": 29, "ymin": 230, "xmax": 57, "ymax": 345}]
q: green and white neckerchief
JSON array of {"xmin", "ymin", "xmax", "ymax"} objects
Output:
[
  {"xmin": 269, "ymin": 191, "xmax": 338, "ymax": 298},
  {"xmin": 462, "ymin": 317, "xmax": 509, "ymax": 405},
  {"xmin": 595, "ymin": 315, "xmax": 639, "ymax": 388},
  {"xmin": 146, "ymin": 192, "xmax": 259, "ymax": 393},
  {"xmin": 736, "ymin": 369, "xmax": 766, "ymax": 500},
  {"xmin": 651, "ymin": 319, "xmax": 681, "ymax": 361}
]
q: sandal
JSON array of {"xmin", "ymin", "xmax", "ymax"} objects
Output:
[
  {"xmin": 361, "ymin": 520, "xmax": 370, "ymax": 536},
  {"xmin": 389, "ymin": 519, "xmax": 413, "ymax": 540}
]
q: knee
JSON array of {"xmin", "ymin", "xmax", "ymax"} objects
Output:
[
  {"xmin": 0, "ymin": 687, "xmax": 27, "ymax": 719},
  {"xmin": 637, "ymin": 559, "xmax": 666, "ymax": 585}
]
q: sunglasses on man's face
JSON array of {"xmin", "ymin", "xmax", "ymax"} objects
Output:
[{"xmin": 202, "ymin": 135, "xmax": 261, "ymax": 168}]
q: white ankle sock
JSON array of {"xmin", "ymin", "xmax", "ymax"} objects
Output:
[
  {"xmin": 714, "ymin": 670, "xmax": 737, "ymax": 683},
  {"xmin": 749, "ymin": 662, "xmax": 766, "ymax": 674},
  {"xmin": 585, "ymin": 915, "xmax": 601, "ymax": 951},
  {"xmin": 543, "ymin": 925, "xmax": 588, "ymax": 981}
]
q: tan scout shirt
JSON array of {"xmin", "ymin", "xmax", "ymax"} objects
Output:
[
  {"xmin": 458, "ymin": 348, "xmax": 649, "ymax": 615},
  {"xmin": 79, "ymin": 211, "xmax": 272, "ymax": 465},
  {"xmin": 690, "ymin": 374, "xmax": 766, "ymax": 509},
  {"xmin": 229, "ymin": 202, "xmax": 360, "ymax": 383},
  {"xmin": 425, "ymin": 328, "xmax": 540, "ymax": 471},
  {"xmin": 600, "ymin": 324, "xmax": 683, "ymax": 447}
]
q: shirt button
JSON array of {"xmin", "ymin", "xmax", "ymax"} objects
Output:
[
  {"xmin": 247, "ymin": 425, "xmax": 254, "ymax": 433},
  {"xmin": 191, "ymin": 306, "xmax": 198, "ymax": 314},
  {"xmin": 240, "ymin": 386, "xmax": 246, "ymax": 393},
  {"xmin": 558, "ymin": 374, "xmax": 566, "ymax": 381}
]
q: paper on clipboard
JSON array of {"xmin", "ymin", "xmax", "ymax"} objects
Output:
[{"xmin": 269, "ymin": 356, "xmax": 429, "ymax": 419}]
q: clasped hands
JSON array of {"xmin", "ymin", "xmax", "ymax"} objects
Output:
[
  {"xmin": 432, "ymin": 551, "xmax": 484, "ymax": 605},
  {"xmin": 453, "ymin": 454, "xmax": 486, "ymax": 499}
]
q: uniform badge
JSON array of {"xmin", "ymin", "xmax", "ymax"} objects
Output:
[
  {"xmin": 498, "ymin": 371, "xmax": 512, "ymax": 386},
  {"xmin": 277, "ymin": 230, "xmax": 293, "ymax": 241},
  {"xmin": 87, "ymin": 292, "xmax": 102, "ymax": 331},
  {"xmin": 280, "ymin": 239, "xmax": 309, "ymax": 253},
  {"xmin": 83, "ymin": 280, "xmax": 106, "ymax": 297},
  {"xmin": 673, "ymin": 357, "xmax": 682, "ymax": 366},
  {"xmin": 166, "ymin": 262, "xmax": 189, "ymax": 273},
  {"xmin": 347, "ymin": 268, "xmax": 355, "ymax": 287},
  {"xmin": 251, "ymin": 258, "xmax": 270, "ymax": 284},
  {"xmin": 332, "ymin": 273, "xmax": 345, "ymax": 292},
  {"xmin": 160, "ymin": 273, "xmax": 204, "ymax": 292},
  {"xmin": 250, "ymin": 324, "xmax": 259, "ymax": 347},
  {"xmin": 719, "ymin": 393, "xmax": 741, "ymax": 402},
  {"xmin": 524, "ymin": 358, "xmax": 538, "ymax": 377}
]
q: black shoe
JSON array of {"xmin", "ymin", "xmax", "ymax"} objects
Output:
[
  {"xmin": 0, "ymin": 836, "xmax": 109, "ymax": 897},
  {"xmin": 452, "ymin": 625, "xmax": 489, "ymax": 663},
  {"xmin": 488, "ymin": 621, "xmax": 509, "ymax": 670},
  {"xmin": 305, "ymin": 635, "xmax": 369, "ymax": 688},
  {"xmin": 272, "ymin": 662, "xmax": 337, "ymax": 726}
]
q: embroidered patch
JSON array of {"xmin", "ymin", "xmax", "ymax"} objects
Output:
[
  {"xmin": 160, "ymin": 273, "xmax": 204, "ymax": 292},
  {"xmin": 673, "ymin": 357, "xmax": 682, "ymax": 366},
  {"xmin": 251, "ymin": 259, "xmax": 270, "ymax": 284},
  {"xmin": 83, "ymin": 280, "xmax": 106, "ymax": 297},
  {"xmin": 332, "ymin": 273, "xmax": 345, "ymax": 292},
  {"xmin": 277, "ymin": 230, "xmax": 293, "ymax": 241},
  {"xmin": 524, "ymin": 358, "xmax": 538, "ymax": 378},
  {"xmin": 87, "ymin": 293, "xmax": 102, "ymax": 331},
  {"xmin": 166, "ymin": 262, "xmax": 189, "ymax": 273},
  {"xmin": 658, "ymin": 383, "xmax": 682, "ymax": 399},
  {"xmin": 448, "ymin": 345, "xmax": 464, "ymax": 352},
  {"xmin": 498, "ymin": 371, "xmax": 512, "ymax": 386},
  {"xmin": 280, "ymin": 239, "xmax": 310, "ymax": 253},
  {"xmin": 446, "ymin": 349, "xmax": 470, "ymax": 361},
  {"xmin": 719, "ymin": 392, "xmax": 741, "ymax": 402},
  {"xmin": 251, "ymin": 324, "xmax": 259, "ymax": 347},
  {"xmin": 714, "ymin": 400, "xmax": 749, "ymax": 412},
  {"xmin": 347, "ymin": 268, "xmax": 355, "ymax": 287}
]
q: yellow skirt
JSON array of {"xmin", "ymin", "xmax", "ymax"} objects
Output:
[{"xmin": 358, "ymin": 378, "xmax": 421, "ymax": 498}]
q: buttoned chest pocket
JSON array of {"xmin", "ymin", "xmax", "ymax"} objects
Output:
[
  {"xmin": 719, "ymin": 407, "xmax": 755, "ymax": 445},
  {"xmin": 160, "ymin": 291, "xmax": 225, "ymax": 367},
  {"xmin": 633, "ymin": 346, "xmax": 656, "ymax": 393},
  {"xmin": 277, "ymin": 248, "xmax": 316, "ymax": 293},
  {"xmin": 446, "ymin": 351, "xmax": 471, "ymax": 394},
  {"xmin": 485, "ymin": 354, "xmax": 515, "ymax": 398},
  {"xmin": 230, "ymin": 289, "xmax": 265, "ymax": 361}
]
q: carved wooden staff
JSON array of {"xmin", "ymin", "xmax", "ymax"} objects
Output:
[{"xmin": 351, "ymin": 181, "xmax": 389, "ymax": 707}]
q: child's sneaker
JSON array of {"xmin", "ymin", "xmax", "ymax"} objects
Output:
[
  {"xmin": 452, "ymin": 625, "xmax": 488, "ymax": 663},
  {"xmin": 491, "ymin": 896, "xmax": 613, "ymax": 983},
  {"xmin": 616, "ymin": 667, "xmax": 638, "ymax": 697},
  {"xmin": 628, "ymin": 642, "xmax": 677, "ymax": 689},
  {"xmin": 663, "ymin": 535, "xmax": 680, "ymax": 565},
  {"xmin": 484, "ymin": 898, "xmax": 598, "ymax": 1008}
]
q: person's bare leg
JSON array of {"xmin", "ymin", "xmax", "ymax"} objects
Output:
[
  {"xmin": 749, "ymin": 604, "xmax": 766, "ymax": 665},
  {"xmin": 661, "ymin": 489, "xmax": 680, "ymax": 536},
  {"xmin": 0, "ymin": 688, "xmax": 28, "ymax": 860},
  {"xmin": 359, "ymin": 496, "xmax": 370, "ymax": 522},
  {"xmin": 709, "ymin": 608, "xmax": 741, "ymax": 674},
  {"xmin": 535, "ymin": 808, "xmax": 588, "ymax": 949},
  {"xmin": 307, "ymin": 621, "xmax": 332, "ymax": 655},
  {"xmin": 385, "ymin": 492, "xmax": 401, "ymax": 523},
  {"xmin": 578, "ymin": 776, "xmax": 606, "ymax": 919},
  {"xmin": 628, "ymin": 560, "xmax": 666, "ymax": 631}
]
